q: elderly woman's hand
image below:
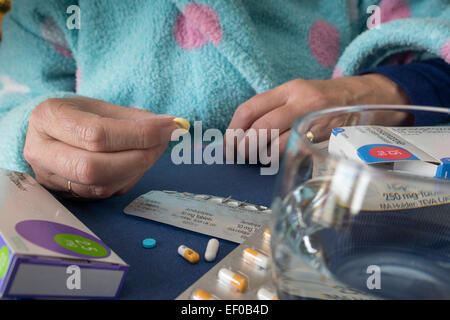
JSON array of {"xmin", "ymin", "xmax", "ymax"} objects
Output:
[
  {"xmin": 226, "ymin": 74, "xmax": 411, "ymax": 158},
  {"xmin": 24, "ymin": 96, "xmax": 179, "ymax": 199}
]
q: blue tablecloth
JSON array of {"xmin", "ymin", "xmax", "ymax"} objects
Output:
[{"xmin": 60, "ymin": 153, "xmax": 277, "ymax": 300}]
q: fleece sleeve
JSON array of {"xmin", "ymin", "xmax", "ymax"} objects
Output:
[
  {"xmin": 0, "ymin": 0, "xmax": 78, "ymax": 174},
  {"xmin": 333, "ymin": 0, "xmax": 450, "ymax": 78},
  {"xmin": 360, "ymin": 58, "xmax": 450, "ymax": 125}
]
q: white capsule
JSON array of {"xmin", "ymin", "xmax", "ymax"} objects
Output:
[
  {"xmin": 210, "ymin": 197, "xmax": 224, "ymax": 203},
  {"xmin": 242, "ymin": 248, "xmax": 270, "ymax": 269},
  {"xmin": 204, "ymin": 238, "xmax": 219, "ymax": 262},
  {"xmin": 257, "ymin": 287, "xmax": 278, "ymax": 300},
  {"xmin": 194, "ymin": 194, "xmax": 210, "ymax": 200},
  {"xmin": 226, "ymin": 201, "xmax": 239, "ymax": 207}
]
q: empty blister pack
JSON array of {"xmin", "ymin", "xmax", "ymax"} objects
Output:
[{"xmin": 124, "ymin": 190, "xmax": 271, "ymax": 243}]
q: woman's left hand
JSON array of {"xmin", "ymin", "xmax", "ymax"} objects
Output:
[{"xmin": 226, "ymin": 74, "xmax": 410, "ymax": 158}]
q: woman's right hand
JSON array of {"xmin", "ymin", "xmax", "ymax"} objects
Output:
[{"xmin": 24, "ymin": 96, "xmax": 180, "ymax": 199}]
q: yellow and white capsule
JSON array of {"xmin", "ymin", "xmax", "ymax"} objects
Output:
[
  {"xmin": 178, "ymin": 245, "xmax": 200, "ymax": 264},
  {"xmin": 263, "ymin": 229, "xmax": 271, "ymax": 243},
  {"xmin": 242, "ymin": 248, "xmax": 270, "ymax": 269},
  {"xmin": 257, "ymin": 287, "xmax": 278, "ymax": 300},
  {"xmin": 218, "ymin": 268, "xmax": 248, "ymax": 293},
  {"xmin": 192, "ymin": 289, "xmax": 217, "ymax": 300}
]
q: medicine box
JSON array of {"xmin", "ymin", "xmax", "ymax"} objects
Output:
[
  {"xmin": 328, "ymin": 126, "xmax": 450, "ymax": 179},
  {"xmin": 0, "ymin": 169, "xmax": 128, "ymax": 299}
]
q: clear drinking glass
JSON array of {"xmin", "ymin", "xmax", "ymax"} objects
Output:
[{"xmin": 270, "ymin": 105, "xmax": 450, "ymax": 300}]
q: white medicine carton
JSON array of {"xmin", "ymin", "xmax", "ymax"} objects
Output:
[
  {"xmin": 328, "ymin": 126, "xmax": 450, "ymax": 179},
  {"xmin": 0, "ymin": 169, "xmax": 129, "ymax": 299}
]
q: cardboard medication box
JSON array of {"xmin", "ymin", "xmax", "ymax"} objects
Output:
[
  {"xmin": 0, "ymin": 169, "xmax": 128, "ymax": 299},
  {"xmin": 329, "ymin": 126, "xmax": 450, "ymax": 179}
]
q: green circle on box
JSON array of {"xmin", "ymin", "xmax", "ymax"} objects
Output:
[
  {"xmin": 0, "ymin": 246, "xmax": 9, "ymax": 279},
  {"xmin": 53, "ymin": 233, "xmax": 108, "ymax": 257}
]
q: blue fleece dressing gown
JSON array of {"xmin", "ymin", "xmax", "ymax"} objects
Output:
[{"xmin": 0, "ymin": 0, "xmax": 449, "ymax": 174}]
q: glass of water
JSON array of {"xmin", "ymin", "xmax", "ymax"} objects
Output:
[{"xmin": 270, "ymin": 105, "xmax": 450, "ymax": 300}]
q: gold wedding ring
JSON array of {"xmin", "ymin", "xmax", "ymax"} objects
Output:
[{"xmin": 67, "ymin": 180, "xmax": 80, "ymax": 198}]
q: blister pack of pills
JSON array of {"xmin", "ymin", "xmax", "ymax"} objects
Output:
[
  {"xmin": 124, "ymin": 190, "xmax": 271, "ymax": 243},
  {"xmin": 176, "ymin": 223, "xmax": 277, "ymax": 300},
  {"xmin": 177, "ymin": 221, "xmax": 375, "ymax": 300}
]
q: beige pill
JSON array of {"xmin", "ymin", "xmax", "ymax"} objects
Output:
[{"xmin": 173, "ymin": 117, "xmax": 190, "ymax": 131}]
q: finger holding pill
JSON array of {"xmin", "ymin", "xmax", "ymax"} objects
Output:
[{"xmin": 25, "ymin": 97, "xmax": 182, "ymax": 199}]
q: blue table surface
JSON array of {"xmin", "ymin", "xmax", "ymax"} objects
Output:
[{"xmin": 60, "ymin": 152, "xmax": 277, "ymax": 300}]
